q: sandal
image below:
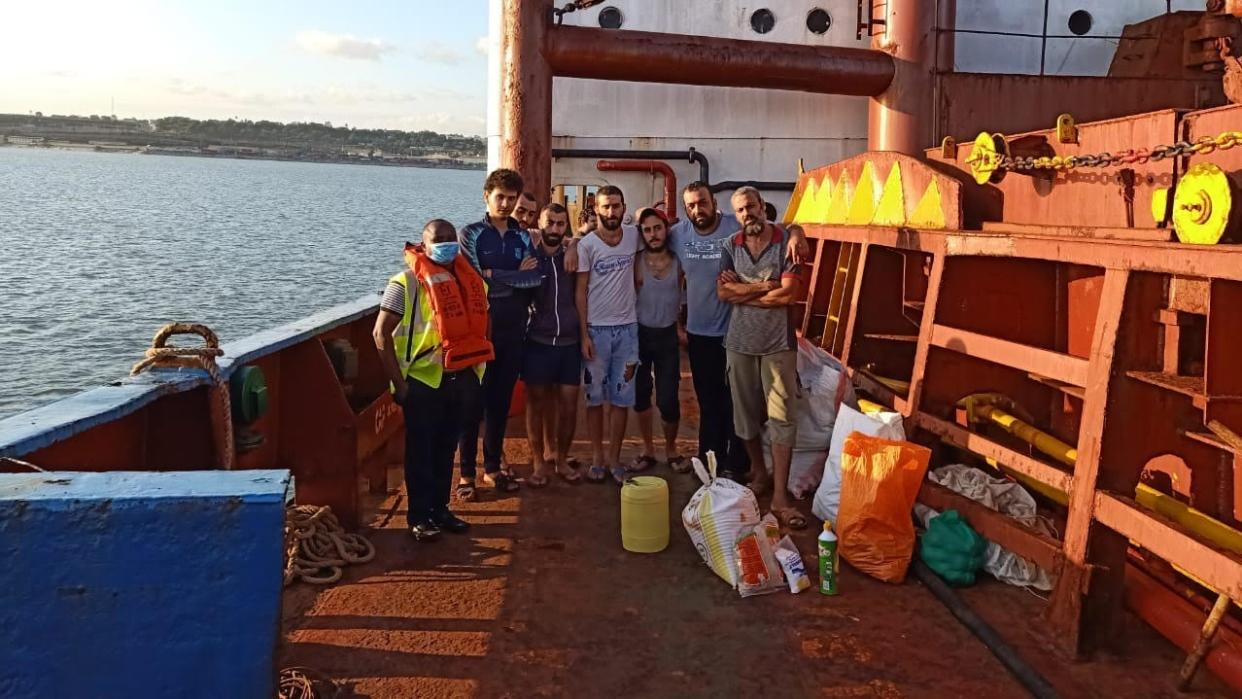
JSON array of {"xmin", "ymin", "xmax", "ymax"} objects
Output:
[
  {"xmin": 585, "ymin": 464, "xmax": 608, "ymax": 483},
  {"xmin": 484, "ymin": 471, "xmax": 521, "ymax": 493},
  {"xmin": 667, "ymin": 456, "xmax": 690, "ymax": 473},
  {"xmin": 631, "ymin": 454, "xmax": 657, "ymax": 472},
  {"xmin": 456, "ymin": 481, "xmax": 477, "ymax": 502},
  {"xmin": 772, "ymin": 507, "xmax": 808, "ymax": 530},
  {"xmin": 610, "ymin": 465, "xmax": 628, "ymax": 485},
  {"xmin": 527, "ymin": 471, "xmax": 550, "ymax": 489},
  {"xmin": 556, "ymin": 464, "xmax": 582, "ymax": 484},
  {"xmin": 746, "ymin": 476, "xmax": 772, "ymax": 498}
]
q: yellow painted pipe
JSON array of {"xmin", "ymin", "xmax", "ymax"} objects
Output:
[
  {"xmin": 977, "ymin": 405, "xmax": 1077, "ymax": 467},
  {"xmin": 966, "ymin": 401, "xmax": 1242, "ymax": 558},
  {"xmin": 874, "ymin": 375, "xmax": 911, "ymax": 394},
  {"xmin": 858, "ymin": 398, "xmax": 886, "ymax": 415},
  {"xmin": 860, "ymin": 380, "xmax": 1242, "ymax": 558}
]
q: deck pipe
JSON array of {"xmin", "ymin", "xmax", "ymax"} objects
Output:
[
  {"xmin": 708, "ymin": 181, "xmax": 796, "ymax": 194},
  {"xmin": 867, "ymin": 0, "xmax": 941, "ymax": 154},
  {"xmin": 1126, "ymin": 564, "xmax": 1242, "ymax": 692},
  {"xmin": 500, "ymin": 0, "xmax": 553, "ymax": 198},
  {"xmin": 503, "ymin": 2, "xmax": 899, "ymax": 196},
  {"xmin": 552, "ymin": 148, "xmax": 709, "ymax": 185},
  {"xmin": 595, "ymin": 159, "xmax": 677, "ymax": 214},
  {"xmin": 544, "ymin": 25, "xmax": 895, "ymax": 97},
  {"xmin": 912, "ymin": 560, "xmax": 1061, "ymax": 699}
]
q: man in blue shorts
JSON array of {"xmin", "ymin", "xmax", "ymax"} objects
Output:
[
  {"xmin": 576, "ymin": 185, "xmax": 640, "ymax": 484},
  {"xmin": 522, "ymin": 203, "xmax": 583, "ymax": 487}
]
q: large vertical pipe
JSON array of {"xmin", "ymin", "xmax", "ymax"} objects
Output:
[
  {"xmin": 500, "ymin": 0, "xmax": 552, "ymax": 199},
  {"xmin": 868, "ymin": 0, "xmax": 940, "ymax": 154}
]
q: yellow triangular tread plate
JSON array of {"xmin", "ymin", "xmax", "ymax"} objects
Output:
[
  {"xmin": 908, "ymin": 180, "xmax": 946, "ymax": 229},
  {"xmin": 825, "ymin": 170, "xmax": 853, "ymax": 224},
  {"xmin": 846, "ymin": 162, "xmax": 880, "ymax": 225},
  {"xmin": 793, "ymin": 178, "xmax": 819, "ymax": 224},
  {"xmin": 871, "ymin": 163, "xmax": 906, "ymax": 227}
]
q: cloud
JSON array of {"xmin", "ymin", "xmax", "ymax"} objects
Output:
[
  {"xmin": 475, "ymin": 36, "xmax": 490, "ymax": 56},
  {"xmin": 296, "ymin": 30, "xmax": 394, "ymax": 61},
  {"xmin": 413, "ymin": 40, "xmax": 465, "ymax": 66}
]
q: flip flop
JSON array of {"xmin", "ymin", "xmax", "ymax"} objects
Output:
[
  {"xmin": 556, "ymin": 465, "xmax": 582, "ymax": 484},
  {"xmin": 527, "ymin": 471, "xmax": 550, "ymax": 489},
  {"xmin": 585, "ymin": 465, "xmax": 608, "ymax": 483},
  {"xmin": 610, "ymin": 465, "xmax": 628, "ymax": 485},
  {"xmin": 667, "ymin": 456, "xmax": 690, "ymax": 473},
  {"xmin": 484, "ymin": 471, "xmax": 521, "ymax": 493},
  {"xmin": 772, "ymin": 507, "xmax": 808, "ymax": 530},
  {"xmin": 631, "ymin": 454, "xmax": 657, "ymax": 472}
]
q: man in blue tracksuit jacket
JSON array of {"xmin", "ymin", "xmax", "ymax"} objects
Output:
[{"xmin": 455, "ymin": 168, "xmax": 543, "ymax": 498}]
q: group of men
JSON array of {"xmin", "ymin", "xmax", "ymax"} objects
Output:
[{"xmin": 373, "ymin": 168, "xmax": 810, "ymax": 541}]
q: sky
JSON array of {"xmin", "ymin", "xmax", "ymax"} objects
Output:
[{"xmin": 0, "ymin": 0, "xmax": 491, "ymax": 135}]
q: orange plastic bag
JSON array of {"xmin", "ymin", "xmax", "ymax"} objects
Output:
[{"xmin": 837, "ymin": 433, "xmax": 932, "ymax": 583}]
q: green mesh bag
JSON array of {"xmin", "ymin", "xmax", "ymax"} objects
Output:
[{"xmin": 919, "ymin": 510, "xmax": 987, "ymax": 587}]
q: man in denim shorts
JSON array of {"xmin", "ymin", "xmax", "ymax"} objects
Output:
[{"xmin": 575, "ymin": 185, "xmax": 641, "ymax": 484}]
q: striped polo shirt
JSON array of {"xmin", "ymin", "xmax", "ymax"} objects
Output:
[{"xmin": 719, "ymin": 225, "xmax": 800, "ymax": 355}]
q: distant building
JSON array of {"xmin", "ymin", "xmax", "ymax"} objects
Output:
[{"xmin": 6, "ymin": 135, "xmax": 44, "ymax": 146}]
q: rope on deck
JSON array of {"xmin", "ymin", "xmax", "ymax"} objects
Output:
[
  {"xmin": 130, "ymin": 322, "xmax": 235, "ymax": 470},
  {"xmin": 278, "ymin": 666, "xmax": 338, "ymax": 699},
  {"xmin": 284, "ymin": 505, "xmax": 375, "ymax": 586}
]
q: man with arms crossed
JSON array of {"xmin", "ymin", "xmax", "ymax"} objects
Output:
[
  {"xmin": 670, "ymin": 182, "xmax": 809, "ymax": 483},
  {"xmin": 717, "ymin": 187, "xmax": 807, "ymax": 529},
  {"xmin": 576, "ymin": 185, "xmax": 641, "ymax": 485}
]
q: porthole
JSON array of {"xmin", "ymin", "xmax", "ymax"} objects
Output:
[
  {"xmin": 750, "ymin": 8, "xmax": 776, "ymax": 34},
  {"xmin": 1067, "ymin": 10, "xmax": 1092, "ymax": 36},
  {"xmin": 598, "ymin": 6, "xmax": 623, "ymax": 29},
  {"xmin": 806, "ymin": 8, "xmax": 831, "ymax": 35}
]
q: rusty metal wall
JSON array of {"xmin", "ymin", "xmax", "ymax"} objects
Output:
[{"xmin": 935, "ymin": 73, "xmax": 1224, "ymax": 144}]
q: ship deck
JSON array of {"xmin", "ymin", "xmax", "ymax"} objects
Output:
[{"xmin": 278, "ymin": 368, "xmax": 1228, "ymax": 699}]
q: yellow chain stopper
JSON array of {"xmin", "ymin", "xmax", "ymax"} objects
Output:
[
  {"xmin": 1151, "ymin": 187, "xmax": 1170, "ymax": 225},
  {"xmin": 1173, "ymin": 163, "xmax": 1234, "ymax": 245},
  {"xmin": 1056, "ymin": 113, "xmax": 1078, "ymax": 144},
  {"xmin": 966, "ymin": 132, "xmax": 1007, "ymax": 185}
]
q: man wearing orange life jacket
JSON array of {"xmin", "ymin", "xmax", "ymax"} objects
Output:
[{"xmin": 373, "ymin": 219, "xmax": 493, "ymax": 541}]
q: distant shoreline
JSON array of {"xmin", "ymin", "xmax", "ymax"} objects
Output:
[{"xmin": 0, "ymin": 142, "xmax": 486, "ymax": 171}]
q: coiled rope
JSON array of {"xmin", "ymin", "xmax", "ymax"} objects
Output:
[
  {"xmin": 284, "ymin": 505, "xmax": 375, "ymax": 586},
  {"xmin": 130, "ymin": 323, "xmax": 235, "ymax": 470},
  {"xmin": 278, "ymin": 666, "xmax": 338, "ymax": 699}
]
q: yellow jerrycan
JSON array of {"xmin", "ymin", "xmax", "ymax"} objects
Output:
[{"xmin": 620, "ymin": 476, "xmax": 670, "ymax": 553}]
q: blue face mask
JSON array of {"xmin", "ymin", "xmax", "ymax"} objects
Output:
[{"xmin": 426, "ymin": 241, "xmax": 459, "ymax": 266}]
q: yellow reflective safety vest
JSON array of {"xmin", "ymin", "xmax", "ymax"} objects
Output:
[{"xmin": 389, "ymin": 271, "xmax": 486, "ymax": 389}]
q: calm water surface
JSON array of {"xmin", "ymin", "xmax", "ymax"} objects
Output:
[{"xmin": 0, "ymin": 147, "xmax": 482, "ymax": 418}]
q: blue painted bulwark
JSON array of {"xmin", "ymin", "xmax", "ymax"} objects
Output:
[
  {"xmin": 0, "ymin": 295, "xmax": 380, "ymax": 458},
  {"xmin": 0, "ymin": 469, "xmax": 291, "ymax": 699}
]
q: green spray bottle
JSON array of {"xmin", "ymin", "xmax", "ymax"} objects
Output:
[{"xmin": 818, "ymin": 520, "xmax": 839, "ymax": 596}]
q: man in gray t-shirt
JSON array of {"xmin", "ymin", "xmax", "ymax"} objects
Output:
[
  {"xmin": 576, "ymin": 186, "xmax": 640, "ymax": 484},
  {"xmin": 718, "ymin": 186, "xmax": 806, "ymax": 530}
]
